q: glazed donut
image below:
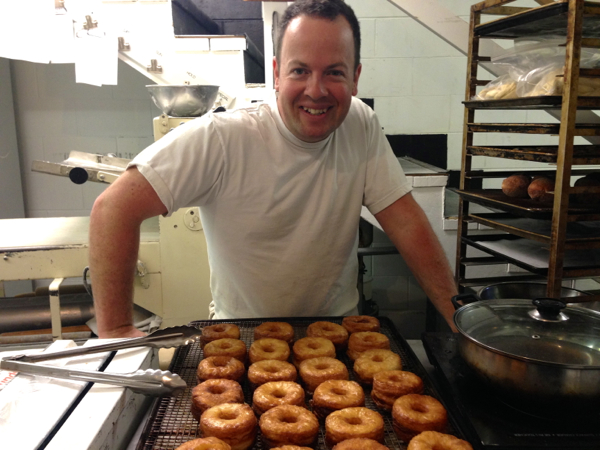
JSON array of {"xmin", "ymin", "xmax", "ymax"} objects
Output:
[
  {"xmin": 270, "ymin": 447, "xmax": 312, "ymax": 450},
  {"xmin": 347, "ymin": 332, "xmax": 390, "ymax": 361},
  {"xmin": 325, "ymin": 407, "xmax": 385, "ymax": 447},
  {"xmin": 342, "ymin": 316, "xmax": 380, "ymax": 334},
  {"xmin": 407, "ymin": 431, "xmax": 473, "ymax": 450},
  {"xmin": 249, "ymin": 338, "xmax": 291, "ymax": 364},
  {"xmin": 332, "ymin": 438, "xmax": 390, "ymax": 450},
  {"xmin": 255, "ymin": 322, "xmax": 295, "ymax": 344},
  {"xmin": 204, "ymin": 338, "xmax": 247, "ymax": 364},
  {"xmin": 306, "ymin": 321, "xmax": 349, "ymax": 351},
  {"xmin": 259, "ymin": 404, "xmax": 320, "ymax": 449},
  {"xmin": 392, "ymin": 394, "xmax": 448, "ymax": 442},
  {"xmin": 252, "ymin": 381, "xmax": 306, "ymax": 416},
  {"xmin": 191, "ymin": 379, "xmax": 244, "ymax": 420},
  {"xmin": 200, "ymin": 403, "xmax": 257, "ymax": 450},
  {"xmin": 353, "ymin": 349, "xmax": 402, "ymax": 385},
  {"xmin": 201, "ymin": 323, "xmax": 240, "ymax": 348},
  {"xmin": 248, "ymin": 360, "xmax": 298, "ymax": 391},
  {"xmin": 175, "ymin": 436, "xmax": 232, "ymax": 450},
  {"xmin": 371, "ymin": 370, "xmax": 423, "ymax": 411},
  {"xmin": 298, "ymin": 356, "xmax": 349, "ymax": 394},
  {"xmin": 311, "ymin": 380, "xmax": 365, "ymax": 421},
  {"xmin": 197, "ymin": 356, "xmax": 245, "ymax": 383},
  {"xmin": 292, "ymin": 337, "xmax": 336, "ymax": 368}
]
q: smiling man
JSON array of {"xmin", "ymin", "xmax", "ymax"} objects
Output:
[{"xmin": 89, "ymin": 0, "xmax": 458, "ymax": 338}]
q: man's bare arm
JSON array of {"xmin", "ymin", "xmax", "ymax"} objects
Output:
[
  {"xmin": 89, "ymin": 167, "xmax": 167, "ymax": 338},
  {"xmin": 374, "ymin": 193, "xmax": 458, "ymax": 331}
]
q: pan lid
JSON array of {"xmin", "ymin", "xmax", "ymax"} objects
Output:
[{"xmin": 453, "ymin": 298, "xmax": 600, "ymax": 367}]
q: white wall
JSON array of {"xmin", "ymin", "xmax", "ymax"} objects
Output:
[{"xmin": 10, "ymin": 59, "xmax": 159, "ymax": 218}]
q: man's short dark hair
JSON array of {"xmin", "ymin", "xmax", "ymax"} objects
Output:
[{"xmin": 276, "ymin": 0, "xmax": 361, "ymax": 71}]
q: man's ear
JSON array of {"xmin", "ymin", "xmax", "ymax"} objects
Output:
[
  {"xmin": 352, "ymin": 63, "xmax": 362, "ymax": 96},
  {"xmin": 273, "ymin": 56, "xmax": 280, "ymax": 91}
]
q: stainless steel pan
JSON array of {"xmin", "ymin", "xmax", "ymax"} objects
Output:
[{"xmin": 452, "ymin": 295, "xmax": 600, "ymax": 414}]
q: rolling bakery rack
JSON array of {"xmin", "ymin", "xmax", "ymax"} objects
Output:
[{"xmin": 456, "ymin": 0, "xmax": 600, "ymax": 302}]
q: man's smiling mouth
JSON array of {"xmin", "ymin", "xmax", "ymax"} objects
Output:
[{"xmin": 302, "ymin": 106, "xmax": 328, "ymax": 115}]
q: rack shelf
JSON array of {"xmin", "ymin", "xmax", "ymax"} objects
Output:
[
  {"xmin": 462, "ymin": 234, "xmax": 600, "ymax": 276},
  {"xmin": 474, "ymin": 1, "xmax": 600, "ymax": 39},
  {"xmin": 456, "ymin": 0, "xmax": 600, "ymax": 300},
  {"xmin": 467, "ymin": 145, "xmax": 600, "ymax": 164},
  {"xmin": 468, "ymin": 213, "xmax": 600, "ymax": 247},
  {"xmin": 463, "ymin": 96, "xmax": 600, "ymax": 109},
  {"xmin": 455, "ymin": 189, "xmax": 600, "ymax": 218}
]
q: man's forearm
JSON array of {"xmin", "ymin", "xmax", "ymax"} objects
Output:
[
  {"xmin": 88, "ymin": 167, "xmax": 167, "ymax": 338},
  {"xmin": 375, "ymin": 194, "xmax": 458, "ymax": 331},
  {"xmin": 89, "ymin": 194, "xmax": 143, "ymax": 338}
]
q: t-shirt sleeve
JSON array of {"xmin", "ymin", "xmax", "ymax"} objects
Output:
[
  {"xmin": 361, "ymin": 106, "xmax": 412, "ymax": 215},
  {"xmin": 127, "ymin": 115, "xmax": 225, "ymax": 216}
]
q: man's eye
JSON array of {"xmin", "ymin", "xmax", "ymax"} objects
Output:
[
  {"xmin": 329, "ymin": 70, "xmax": 344, "ymax": 77},
  {"xmin": 292, "ymin": 68, "xmax": 306, "ymax": 75}
]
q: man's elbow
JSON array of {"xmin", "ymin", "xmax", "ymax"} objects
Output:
[{"xmin": 90, "ymin": 188, "xmax": 120, "ymax": 226}]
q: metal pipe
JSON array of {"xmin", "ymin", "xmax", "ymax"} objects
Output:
[{"xmin": 0, "ymin": 294, "xmax": 95, "ymax": 334}]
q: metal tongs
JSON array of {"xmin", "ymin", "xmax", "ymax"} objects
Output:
[{"xmin": 0, "ymin": 325, "xmax": 202, "ymax": 397}]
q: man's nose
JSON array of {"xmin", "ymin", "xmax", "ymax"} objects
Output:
[{"xmin": 305, "ymin": 74, "xmax": 327, "ymax": 98}]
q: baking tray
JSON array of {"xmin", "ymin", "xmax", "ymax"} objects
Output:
[
  {"xmin": 467, "ymin": 145, "xmax": 600, "ymax": 164},
  {"xmin": 463, "ymin": 98, "xmax": 600, "ymax": 110},
  {"xmin": 474, "ymin": 1, "xmax": 600, "ymax": 40},
  {"xmin": 454, "ymin": 189, "xmax": 600, "ymax": 219},
  {"xmin": 135, "ymin": 316, "xmax": 466, "ymax": 450},
  {"xmin": 462, "ymin": 234, "xmax": 600, "ymax": 275}
]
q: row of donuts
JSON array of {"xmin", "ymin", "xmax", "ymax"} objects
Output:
[{"xmin": 177, "ymin": 317, "xmax": 472, "ymax": 450}]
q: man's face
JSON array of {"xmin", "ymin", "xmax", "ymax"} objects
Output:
[{"xmin": 274, "ymin": 15, "xmax": 362, "ymax": 143}]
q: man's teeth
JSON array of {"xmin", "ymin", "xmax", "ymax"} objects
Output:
[{"xmin": 302, "ymin": 106, "xmax": 327, "ymax": 115}]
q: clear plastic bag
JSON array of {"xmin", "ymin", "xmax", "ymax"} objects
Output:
[
  {"xmin": 474, "ymin": 38, "xmax": 600, "ymax": 100},
  {"xmin": 517, "ymin": 62, "xmax": 564, "ymax": 97}
]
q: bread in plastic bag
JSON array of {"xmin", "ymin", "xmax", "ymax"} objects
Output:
[
  {"xmin": 476, "ymin": 73, "xmax": 519, "ymax": 100},
  {"xmin": 473, "ymin": 38, "xmax": 600, "ymax": 100}
]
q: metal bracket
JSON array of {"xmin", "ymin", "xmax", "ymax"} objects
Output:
[
  {"xmin": 83, "ymin": 15, "xmax": 98, "ymax": 30},
  {"xmin": 118, "ymin": 37, "xmax": 131, "ymax": 51},
  {"xmin": 96, "ymin": 171, "xmax": 119, "ymax": 184},
  {"xmin": 54, "ymin": 0, "xmax": 66, "ymax": 14},
  {"xmin": 136, "ymin": 260, "xmax": 150, "ymax": 289},
  {"xmin": 147, "ymin": 59, "xmax": 163, "ymax": 74},
  {"xmin": 49, "ymin": 278, "xmax": 64, "ymax": 340}
]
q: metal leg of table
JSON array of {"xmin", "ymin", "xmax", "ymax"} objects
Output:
[{"xmin": 49, "ymin": 278, "xmax": 64, "ymax": 340}]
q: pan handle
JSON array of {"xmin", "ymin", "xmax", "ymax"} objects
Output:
[{"xmin": 451, "ymin": 293, "xmax": 480, "ymax": 310}]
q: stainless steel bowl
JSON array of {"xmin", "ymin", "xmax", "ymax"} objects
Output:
[{"xmin": 146, "ymin": 85, "xmax": 220, "ymax": 117}]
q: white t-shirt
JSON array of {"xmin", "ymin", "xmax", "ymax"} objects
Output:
[{"xmin": 130, "ymin": 96, "xmax": 411, "ymax": 319}]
